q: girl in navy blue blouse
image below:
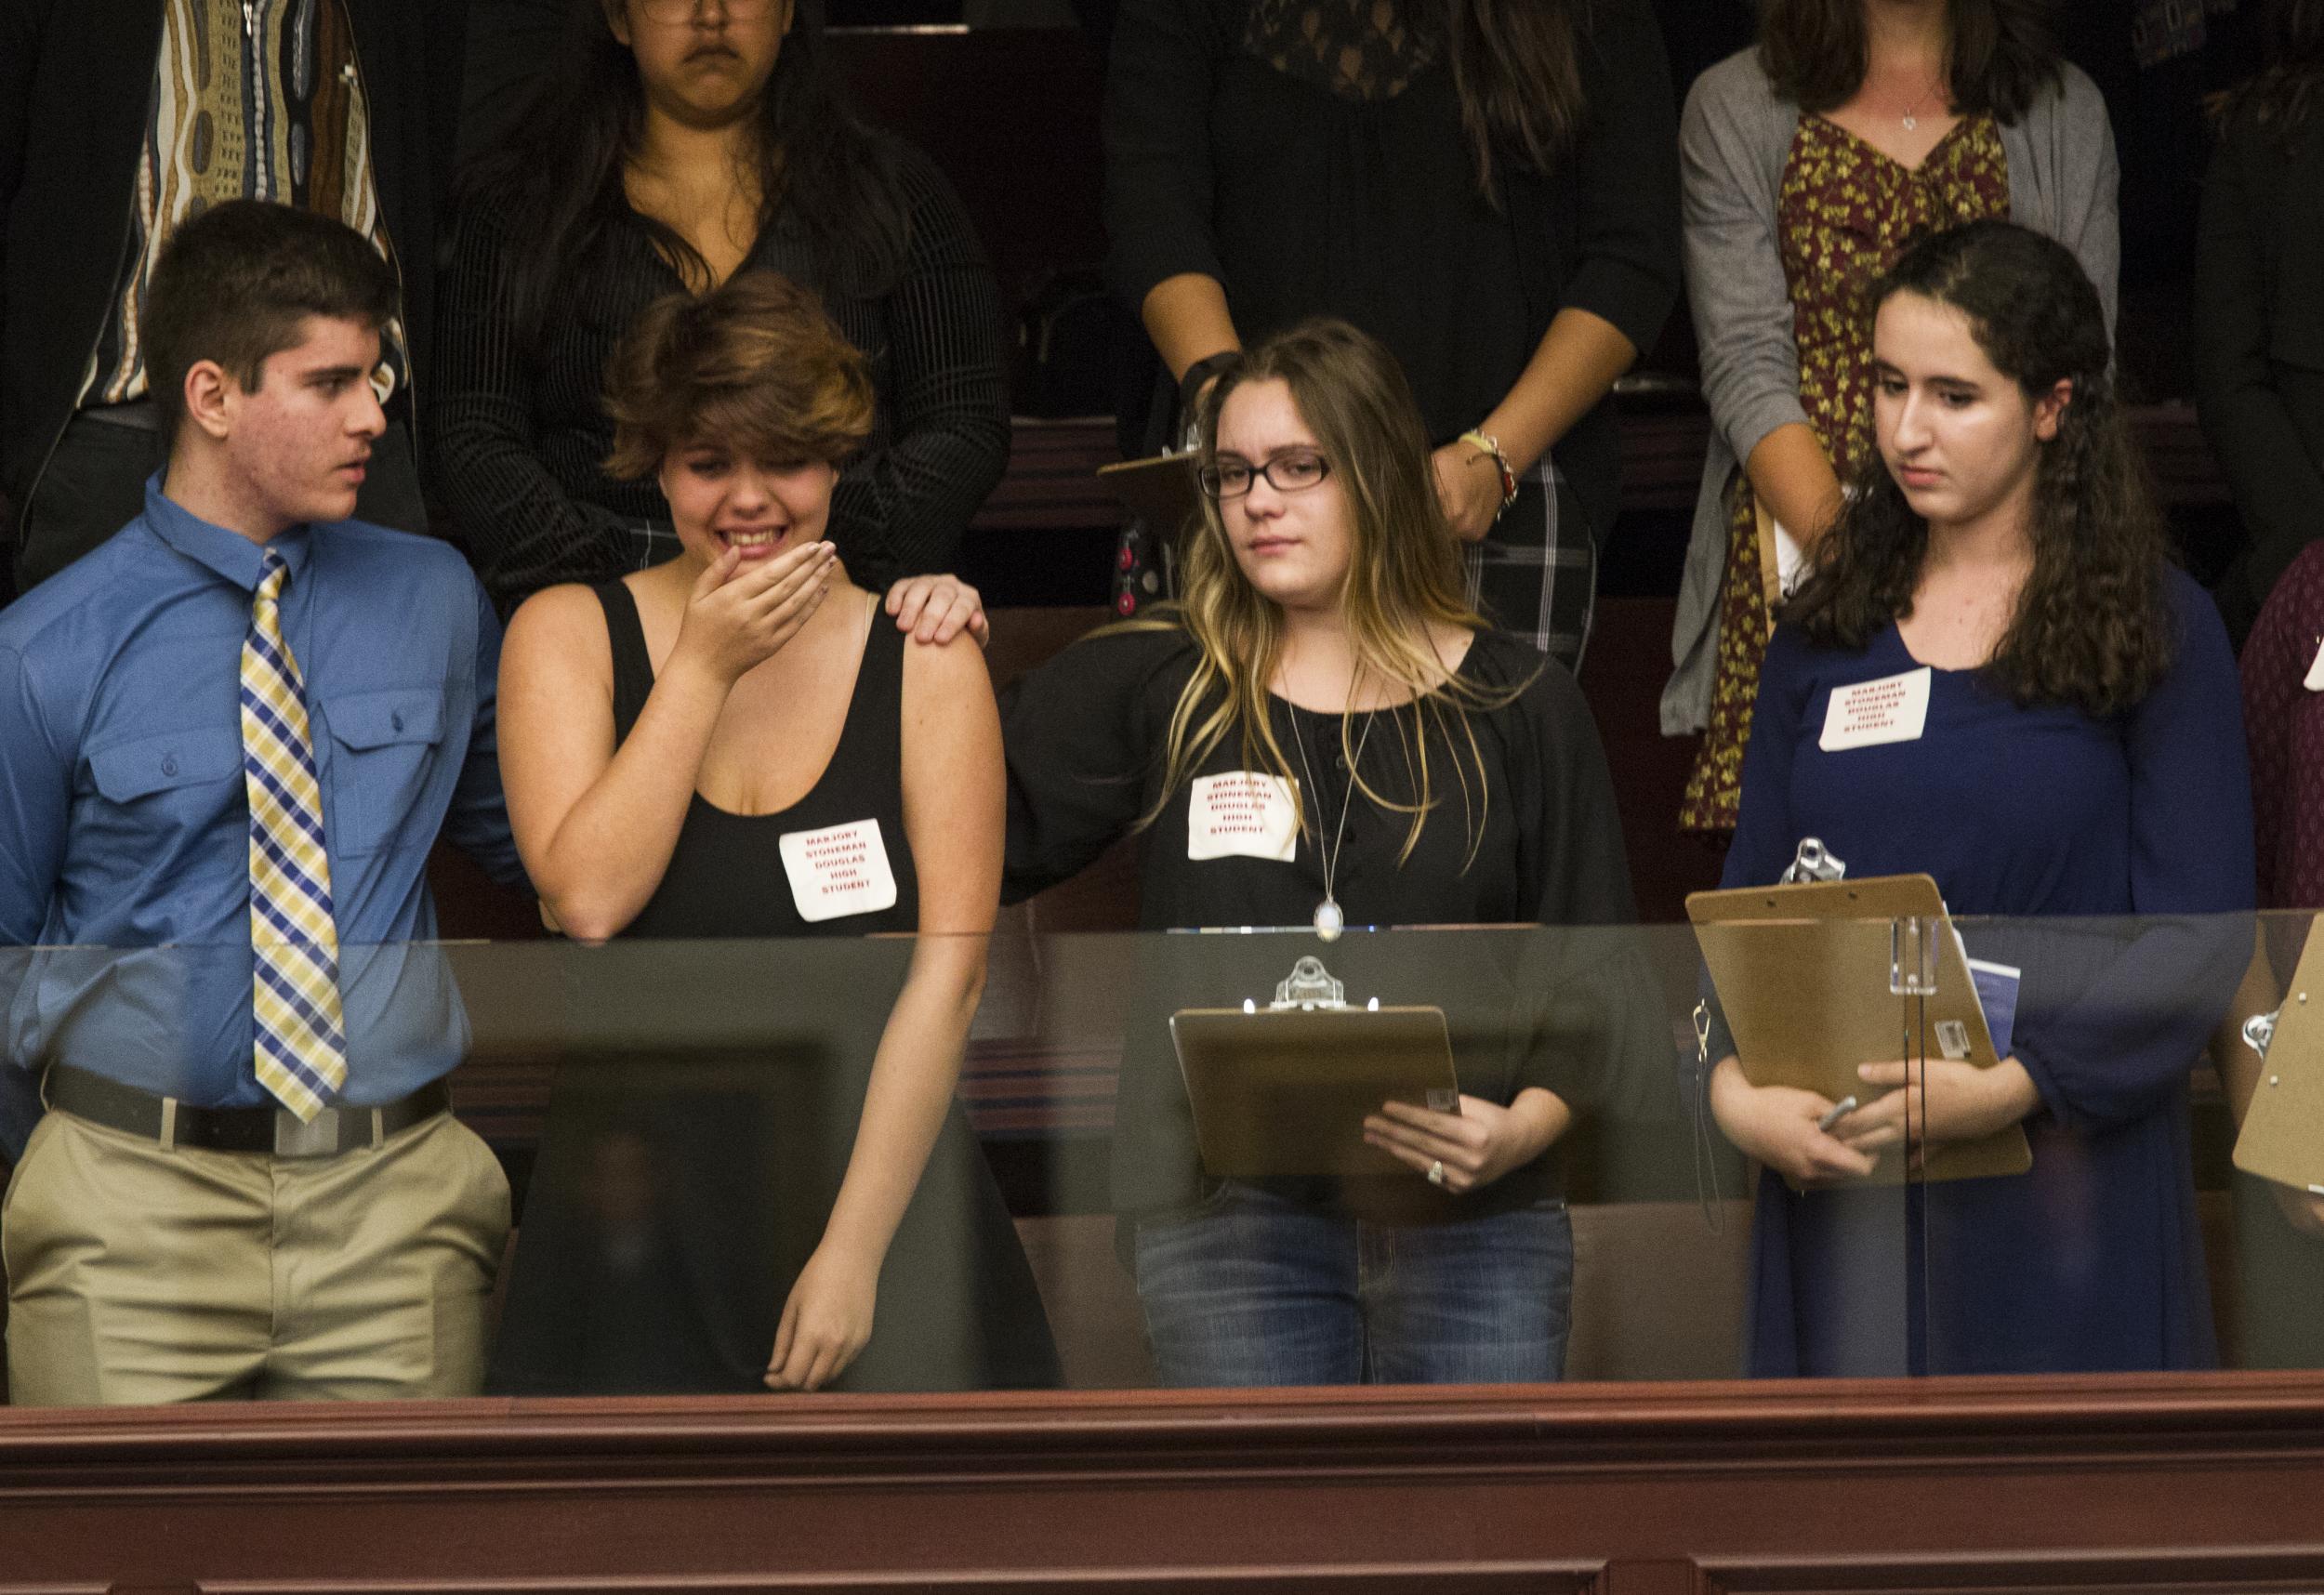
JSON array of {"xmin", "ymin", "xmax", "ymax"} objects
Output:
[{"xmin": 1705, "ymin": 220, "xmax": 2255, "ymax": 1377}]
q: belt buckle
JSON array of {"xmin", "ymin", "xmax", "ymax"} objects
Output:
[{"xmin": 273, "ymin": 1107, "xmax": 343, "ymax": 1158}]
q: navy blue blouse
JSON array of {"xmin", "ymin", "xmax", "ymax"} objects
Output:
[{"xmin": 1715, "ymin": 568, "xmax": 2255, "ymax": 1375}]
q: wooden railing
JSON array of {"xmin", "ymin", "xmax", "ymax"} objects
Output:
[
  {"xmin": 7, "ymin": 1373, "xmax": 2324, "ymax": 1588},
  {"xmin": 973, "ymin": 403, "xmax": 2233, "ymax": 533}
]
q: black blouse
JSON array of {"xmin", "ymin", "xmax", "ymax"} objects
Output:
[
  {"xmin": 1001, "ymin": 624, "xmax": 1659, "ymax": 1220},
  {"xmin": 429, "ymin": 139, "xmax": 1011, "ymax": 611},
  {"xmin": 1103, "ymin": 0, "xmax": 1681, "ymax": 541}
]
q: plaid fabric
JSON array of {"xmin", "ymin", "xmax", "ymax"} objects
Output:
[
  {"xmin": 1111, "ymin": 460, "xmax": 1597, "ymax": 673},
  {"xmin": 1460, "ymin": 463, "xmax": 1596, "ymax": 674}
]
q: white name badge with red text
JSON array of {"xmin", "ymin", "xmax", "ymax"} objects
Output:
[
  {"xmin": 1819, "ymin": 666, "xmax": 1932, "ymax": 753},
  {"xmin": 778, "ymin": 819, "xmax": 900, "ymax": 923},
  {"xmin": 1187, "ymin": 771, "xmax": 1300, "ymax": 863}
]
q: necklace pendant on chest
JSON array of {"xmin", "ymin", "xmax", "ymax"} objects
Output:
[
  {"xmin": 1901, "ymin": 114, "xmax": 1918, "ymax": 131},
  {"xmin": 1314, "ymin": 898, "xmax": 1345, "ymax": 942}
]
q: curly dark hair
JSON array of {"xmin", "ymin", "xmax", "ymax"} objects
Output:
[
  {"xmin": 1758, "ymin": 0, "xmax": 2061, "ymax": 122},
  {"xmin": 1783, "ymin": 220, "xmax": 2176, "ymax": 718},
  {"xmin": 2212, "ymin": 0, "xmax": 2324, "ymax": 145}
]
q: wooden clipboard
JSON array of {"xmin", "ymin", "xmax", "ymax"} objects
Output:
[
  {"xmin": 1687, "ymin": 873, "xmax": 2033, "ymax": 1184},
  {"xmin": 1753, "ymin": 496, "xmax": 1786, "ymax": 637},
  {"xmin": 1099, "ymin": 452, "xmax": 1204, "ymax": 541},
  {"xmin": 1169, "ymin": 1004, "xmax": 1458, "ymax": 1180},
  {"xmin": 2233, "ymin": 915, "xmax": 2324, "ymax": 1194}
]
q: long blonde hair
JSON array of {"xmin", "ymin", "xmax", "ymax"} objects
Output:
[{"xmin": 1134, "ymin": 319, "xmax": 1528, "ymax": 864}]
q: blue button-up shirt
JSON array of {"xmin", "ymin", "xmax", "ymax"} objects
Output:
[{"xmin": 0, "ymin": 480, "xmax": 522, "ymax": 1154}]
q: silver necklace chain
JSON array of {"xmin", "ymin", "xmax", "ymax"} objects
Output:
[
  {"xmin": 1287, "ymin": 684, "xmax": 1380, "ymax": 942},
  {"xmin": 1894, "ymin": 72, "xmax": 1946, "ymax": 132}
]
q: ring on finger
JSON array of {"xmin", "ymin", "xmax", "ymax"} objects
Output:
[{"xmin": 1427, "ymin": 1159, "xmax": 1446, "ymax": 1187}]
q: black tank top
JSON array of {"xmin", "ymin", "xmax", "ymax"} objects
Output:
[{"xmin": 593, "ymin": 581, "xmax": 919, "ymax": 939}]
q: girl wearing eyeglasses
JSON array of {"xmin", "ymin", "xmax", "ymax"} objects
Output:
[
  {"xmin": 436, "ymin": 0, "xmax": 1007, "ymax": 624},
  {"xmin": 1002, "ymin": 319, "xmax": 1652, "ymax": 1387}
]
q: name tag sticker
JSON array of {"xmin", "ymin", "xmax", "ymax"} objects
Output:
[
  {"xmin": 778, "ymin": 818, "xmax": 899, "ymax": 923},
  {"xmin": 2304, "ymin": 638, "xmax": 2324, "ymax": 692},
  {"xmin": 1188, "ymin": 771, "xmax": 1300, "ymax": 863},
  {"xmin": 1819, "ymin": 667, "xmax": 1932, "ymax": 752}
]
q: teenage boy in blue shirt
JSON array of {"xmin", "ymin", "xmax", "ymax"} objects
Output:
[{"xmin": 0, "ymin": 201, "xmax": 523, "ymax": 1404}]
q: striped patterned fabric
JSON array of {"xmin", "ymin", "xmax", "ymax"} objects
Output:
[
  {"xmin": 82, "ymin": 0, "xmax": 407, "ymax": 410},
  {"xmin": 953, "ymin": 1041, "xmax": 1121, "ymax": 1139},
  {"xmin": 239, "ymin": 549, "xmax": 350, "ymax": 1120}
]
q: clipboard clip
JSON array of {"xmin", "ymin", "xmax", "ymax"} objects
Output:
[
  {"xmin": 1270, "ymin": 956, "xmax": 1348, "ymax": 1011},
  {"xmin": 1780, "ymin": 837, "xmax": 1847, "ymax": 885},
  {"xmin": 1890, "ymin": 916, "xmax": 1938, "ymax": 997},
  {"xmin": 2244, "ymin": 1008, "xmax": 2280, "ymax": 1060},
  {"xmin": 1687, "ymin": 999, "xmax": 1723, "ymax": 1232}
]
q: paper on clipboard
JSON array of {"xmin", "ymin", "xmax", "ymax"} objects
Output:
[{"xmin": 1688, "ymin": 873, "xmax": 2033, "ymax": 1184}]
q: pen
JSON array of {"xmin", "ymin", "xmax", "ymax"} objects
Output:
[{"xmin": 1816, "ymin": 1095, "xmax": 1858, "ymax": 1133}]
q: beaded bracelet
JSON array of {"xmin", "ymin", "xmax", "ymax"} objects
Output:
[{"xmin": 1457, "ymin": 429, "xmax": 1520, "ymax": 519}]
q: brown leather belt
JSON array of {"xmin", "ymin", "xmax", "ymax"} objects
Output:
[{"xmin": 44, "ymin": 1064, "xmax": 450, "ymax": 1157}]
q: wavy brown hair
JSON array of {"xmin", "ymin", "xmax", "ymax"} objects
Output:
[
  {"xmin": 602, "ymin": 270, "xmax": 873, "ymax": 479},
  {"xmin": 2212, "ymin": 0, "xmax": 2324, "ymax": 145},
  {"xmin": 1129, "ymin": 320, "xmax": 1523, "ymax": 863},
  {"xmin": 1446, "ymin": 0, "xmax": 1591, "ymax": 203},
  {"xmin": 1758, "ymin": 0, "xmax": 2061, "ymax": 121},
  {"xmin": 1784, "ymin": 221, "xmax": 2175, "ymax": 718}
]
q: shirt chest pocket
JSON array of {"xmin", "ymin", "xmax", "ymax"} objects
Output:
[
  {"xmin": 86, "ymin": 729, "xmax": 244, "ymax": 844},
  {"xmin": 318, "ymin": 689, "xmax": 447, "ymax": 859}
]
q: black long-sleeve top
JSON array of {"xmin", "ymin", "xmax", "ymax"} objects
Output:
[
  {"xmin": 429, "ymin": 138, "xmax": 1011, "ymax": 611},
  {"xmin": 1102, "ymin": 0, "xmax": 1681, "ymax": 543},
  {"xmin": 2194, "ymin": 101, "xmax": 2324, "ymax": 646},
  {"xmin": 1001, "ymin": 625, "xmax": 1666, "ymax": 1223}
]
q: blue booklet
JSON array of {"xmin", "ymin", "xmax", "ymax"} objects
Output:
[{"xmin": 1964, "ymin": 956, "xmax": 2022, "ymax": 1061}]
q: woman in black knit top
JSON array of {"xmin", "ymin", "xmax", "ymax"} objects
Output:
[
  {"xmin": 432, "ymin": 0, "xmax": 1010, "ymax": 613},
  {"xmin": 1103, "ymin": 0, "xmax": 1682, "ymax": 667}
]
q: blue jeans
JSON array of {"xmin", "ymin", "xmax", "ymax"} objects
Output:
[{"xmin": 1132, "ymin": 1181, "xmax": 1574, "ymax": 1387}]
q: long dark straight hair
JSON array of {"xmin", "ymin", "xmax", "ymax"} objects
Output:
[
  {"xmin": 1757, "ymin": 0, "xmax": 2061, "ymax": 122},
  {"xmin": 2213, "ymin": 0, "xmax": 2324, "ymax": 144},
  {"xmin": 1785, "ymin": 221, "xmax": 2176, "ymax": 718},
  {"xmin": 460, "ymin": 0, "xmax": 912, "ymax": 356},
  {"xmin": 1444, "ymin": 0, "xmax": 1593, "ymax": 203}
]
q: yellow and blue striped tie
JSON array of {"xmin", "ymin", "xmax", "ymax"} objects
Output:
[{"xmin": 240, "ymin": 549, "xmax": 348, "ymax": 1121}]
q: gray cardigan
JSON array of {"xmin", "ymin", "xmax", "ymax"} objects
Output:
[{"xmin": 1660, "ymin": 48, "xmax": 2119, "ymax": 736}]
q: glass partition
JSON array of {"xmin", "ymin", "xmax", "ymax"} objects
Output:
[
  {"xmin": 1905, "ymin": 906, "xmax": 2324, "ymax": 1379},
  {"xmin": 0, "ymin": 918, "xmax": 1956, "ymax": 1404}
]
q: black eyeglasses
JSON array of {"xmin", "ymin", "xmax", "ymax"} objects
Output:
[{"xmin": 1197, "ymin": 451, "xmax": 1332, "ymax": 500}]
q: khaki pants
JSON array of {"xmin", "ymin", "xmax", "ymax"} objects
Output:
[{"xmin": 2, "ymin": 1107, "xmax": 509, "ymax": 1405}]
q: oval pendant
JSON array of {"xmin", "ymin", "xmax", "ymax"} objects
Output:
[
  {"xmin": 1314, "ymin": 899, "xmax": 1344, "ymax": 942},
  {"xmin": 1902, "ymin": 114, "xmax": 1917, "ymax": 131}
]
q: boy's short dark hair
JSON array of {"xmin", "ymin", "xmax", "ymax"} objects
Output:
[{"xmin": 142, "ymin": 200, "xmax": 400, "ymax": 442}]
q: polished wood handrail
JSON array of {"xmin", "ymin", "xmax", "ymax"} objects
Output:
[
  {"xmin": 974, "ymin": 404, "xmax": 2233, "ymax": 532},
  {"xmin": 8, "ymin": 1372, "xmax": 2324, "ymax": 1588}
]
